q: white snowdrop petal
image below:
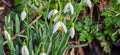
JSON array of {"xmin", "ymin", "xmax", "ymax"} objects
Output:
[
  {"xmin": 40, "ymin": 53, "xmax": 47, "ymax": 55},
  {"xmin": 69, "ymin": 3, "xmax": 74, "ymax": 14},
  {"xmin": 70, "ymin": 27, "xmax": 75, "ymax": 38},
  {"xmin": 61, "ymin": 22, "xmax": 67, "ymax": 33},
  {"xmin": 4, "ymin": 30, "xmax": 11, "ymax": 40},
  {"xmin": 52, "ymin": 9, "xmax": 58, "ymax": 16},
  {"xmin": 115, "ymin": 13, "xmax": 120, "ymax": 16},
  {"xmin": 54, "ymin": 15, "xmax": 60, "ymax": 22},
  {"xmin": 53, "ymin": 22, "xmax": 62, "ymax": 34},
  {"xmin": 48, "ymin": 9, "xmax": 58, "ymax": 19},
  {"xmin": 85, "ymin": 0, "xmax": 92, "ymax": 9},
  {"xmin": 48, "ymin": 10, "xmax": 54, "ymax": 19},
  {"xmin": 63, "ymin": 3, "xmax": 69, "ymax": 14},
  {"xmin": 21, "ymin": 11, "xmax": 27, "ymax": 21},
  {"xmin": 63, "ymin": 3, "xmax": 74, "ymax": 14},
  {"xmin": 21, "ymin": 46, "xmax": 29, "ymax": 55}
]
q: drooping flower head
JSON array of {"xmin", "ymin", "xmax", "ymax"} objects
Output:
[
  {"xmin": 53, "ymin": 16, "xmax": 67, "ymax": 34},
  {"xmin": 85, "ymin": 0, "xmax": 92, "ymax": 9},
  {"xmin": 48, "ymin": 9, "xmax": 58, "ymax": 19},
  {"xmin": 63, "ymin": 0, "xmax": 74, "ymax": 15},
  {"xmin": 70, "ymin": 23, "xmax": 75, "ymax": 38},
  {"xmin": 53, "ymin": 21, "xmax": 67, "ymax": 34},
  {"xmin": 4, "ymin": 30, "xmax": 11, "ymax": 40},
  {"xmin": 21, "ymin": 10, "xmax": 27, "ymax": 21},
  {"xmin": 48, "ymin": 3, "xmax": 59, "ymax": 19},
  {"xmin": 21, "ymin": 42, "xmax": 29, "ymax": 55}
]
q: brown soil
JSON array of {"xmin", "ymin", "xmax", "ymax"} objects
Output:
[{"xmin": 0, "ymin": 0, "xmax": 14, "ymax": 33}]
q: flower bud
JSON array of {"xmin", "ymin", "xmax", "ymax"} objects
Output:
[
  {"xmin": 21, "ymin": 11, "xmax": 27, "ymax": 21},
  {"xmin": 21, "ymin": 42, "xmax": 29, "ymax": 55}
]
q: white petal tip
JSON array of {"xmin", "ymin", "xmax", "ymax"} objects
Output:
[
  {"xmin": 85, "ymin": 0, "xmax": 92, "ymax": 9},
  {"xmin": 21, "ymin": 46, "xmax": 29, "ymax": 55},
  {"xmin": 48, "ymin": 9, "xmax": 58, "ymax": 19},
  {"xmin": 70, "ymin": 27, "xmax": 75, "ymax": 38},
  {"xmin": 40, "ymin": 53, "xmax": 47, "ymax": 55},
  {"xmin": 21, "ymin": 11, "xmax": 27, "ymax": 21},
  {"xmin": 63, "ymin": 3, "xmax": 74, "ymax": 14}
]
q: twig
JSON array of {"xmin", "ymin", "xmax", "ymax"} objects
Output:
[{"xmin": 3, "ymin": 15, "xmax": 42, "ymax": 45}]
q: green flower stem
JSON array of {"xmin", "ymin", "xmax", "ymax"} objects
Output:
[
  {"xmin": 71, "ymin": 22, "xmax": 74, "ymax": 27},
  {"xmin": 58, "ymin": 0, "xmax": 62, "ymax": 16},
  {"xmin": 54, "ymin": 32, "xmax": 70, "ymax": 55},
  {"xmin": 8, "ymin": 40, "xmax": 15, "ymax": 55},
  {"xmin": 46, "ymin": 33, "xmax": 53, "ymax": 55},
  {"xmin": 45, "ymin": 0, "xmax": 51, "ymax": 29},
  {"xmin": 74, "ymin": 0, "xmax": 84, "ymax": 23},
  {"xmin": 59, "ymin": 16, "xmax": 63, "ymax": 22},
  {"xmin": 55, "ymin": 3, "xmax": 58, "ymax": 10},
  {"xmin": 41, "ymin": 47, "xmax": 45, "ymax": 53}
]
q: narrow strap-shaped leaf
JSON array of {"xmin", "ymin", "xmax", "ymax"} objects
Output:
[
  {"xmin": 0, "ymin": 35, "xmax": 3, "ymax": 55},
  {"xmin": 15, "ymin": 14, "xmax": 20, "ymax": 33},
  {"xmin": 15, "ymin": 45, "xmax": 19, "ymax": 55},
  {"xmin": 55, "ymin": 32, "xmax": 70, "ymax": 55}
]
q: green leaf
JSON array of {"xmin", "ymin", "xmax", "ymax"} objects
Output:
[
  {"xmin": 75, "ymin": 22, "xmax": 83, "ymax": 31},
  {"xmin": 104, "ymin": 18, "xmax": 113, "ymax": 27},
  {"xmin": 111, "ymin": 36, "xmax": 116, "ymax": 41},
  {"xmin": 84, "ymin": 16, "xmax": 92, "ymax": 26},
  {"xmin": 34, "ymin": 0, "xmax": 40, "ymax": 6},
  {"xmin": 55, "ymin": 32, "xmax": 70, "ymax": 55},
  {"xmin": 116, "ymin": 18, "xmax": 120, "ymax": 27},
  {"xmin": 79, "ymin": 33, "xmax": 86, "ymax": 41},
  {"xmin": 14, "ymin": 0, "xmax": 21, "ymax": 6},
  {"xmin": 15, "ymin": 45, "xmax": 19, "ymax": 55},
  {"xmin": 94, "ymin": 0, "xmax": 99, "ymax": 4},
  {"xmin": 29, "ymin": 40, "xmax": 33, "ymax": 55},
  {"xmin": 87, "ymin": 35, "xmax": 93, "ymax": 43},
  {"xmin": 15, "ymin": 14, "xmax": 20, "ymax": 33},
  {"xmin": 97, "ymin": 35, "xmax": 105, "ymax": 41},
  {"xmin": 101, "ymin": 10, "xmax": 111, "ymax": 17},
  {"xmin": 0, "ymin": 35, "xmax": 3, "ymax": 55}
]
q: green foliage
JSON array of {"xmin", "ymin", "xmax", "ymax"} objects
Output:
[
  {"xmin": 3, "ymin": 0, "xmax": 120, "ymax": 55},
  {"xmin": 75, "ymin": 0, "xmax": 120, "ymax": 53},
  {"xmin": 75, "ymin": 16, "xmax": 93, "ymax": 43}
]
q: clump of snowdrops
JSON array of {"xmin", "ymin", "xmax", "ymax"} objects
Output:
[{"xmin": 3, "ymin": 0, "xmax": 92, "ymax": 55}]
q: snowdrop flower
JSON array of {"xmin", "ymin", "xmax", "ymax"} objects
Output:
[
  {"xmin": 21, "ymin": 45, "xmax": 29, "ymax": 55},
  {"xmin": 63, "ymin": 3, "xmax": 74, "ymax": 14},
  {"xmin": 40, "ymin": 47, "xmax": 46, "ymax": 55},
  {"xmin": 70, "ymin": 27, "xmax": 75, "ymax": 38},
  {"xmin": 39, "ymin": 53, "xmax": 47, "ymax": 55},
  {"xmin": 21, "ymin": 11, "xmax": 27, "ymax": 21},
  {"xmin": 53, "ymin": 21, "xmax": 67, "ymax": 34},
  {"xmin": 4, "ymin": 30, "xmax": 11, "ymax": 40},
  {"xmin": 85, "ymin": 0, "xmax": 92, "ymax": 9},
  {"xmin": 48, "ymin": 9, "xmax": 58, "ymax": 19},
  {"xmin": 70, "ymin": 23, "xmax": 75, "ymax": 38}
]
